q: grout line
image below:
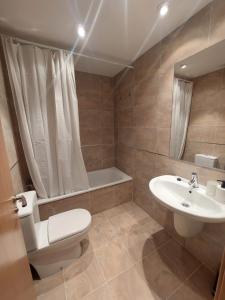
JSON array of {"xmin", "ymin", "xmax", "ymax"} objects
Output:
[
  {"xmin": 166, "ymin": 264, "xmax": 202, "ymax": 300},
  {"xmin": 61, "ymin": 268, "xmax": 68, "ymax": 300},
  {"xmin": 200, "ymin": 261, "xmax": 217, "ymax": 276}
]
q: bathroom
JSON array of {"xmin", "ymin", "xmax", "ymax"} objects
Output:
[{"xmin": 1, "ymin": 0, "xmax": 225, "ymax": 299}]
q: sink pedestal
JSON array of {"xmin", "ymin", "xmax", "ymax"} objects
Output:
[{"xmin": 174, "ymin": 213, "xmax": 204, "ymax": 237}]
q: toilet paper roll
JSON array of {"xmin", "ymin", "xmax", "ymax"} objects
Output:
[
  {"xmin": 206, "ymin": 181, "xmax": 217, "ymax": 197},
  {"xmin": 215, "ymin": 186, "xmax": 225, "ymax": 204}
]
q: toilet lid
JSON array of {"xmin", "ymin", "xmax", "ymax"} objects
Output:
[{"xmin": 48, "ymin": 209, "xmax": 91, "ymax": 244}]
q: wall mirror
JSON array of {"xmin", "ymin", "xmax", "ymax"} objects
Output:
[{"xmin": 170, "ymin": 39, "xmax": 225, "ymax": 171}]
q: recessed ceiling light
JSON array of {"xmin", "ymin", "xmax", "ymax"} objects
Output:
[
  {"xmin": 159, "ymin": 3, "xmax": 169, "ymax": 17},
  {"xmin": 77, "ymin": 25, "xmax": 85, "ymax": 38},
  {"xmin": 180, "ymin": 64, "xmax": 187, "ymax": 69}
]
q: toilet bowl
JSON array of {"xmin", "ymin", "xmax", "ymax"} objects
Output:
[{"xmin": 16, "ymin": 191, "xmax": 92, "ymax": 278}]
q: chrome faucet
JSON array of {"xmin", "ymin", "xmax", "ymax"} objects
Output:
[{"xmin": 188, "ymin": 172, "xmax": 199, "ymax": 190}]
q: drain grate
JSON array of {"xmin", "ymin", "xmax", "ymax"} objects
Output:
[{"xmin": 181, "ymin": 202, "xmax": 190, "ymax": 208}]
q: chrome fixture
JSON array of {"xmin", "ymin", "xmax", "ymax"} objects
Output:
[{"xmin": 188, "ymin": 172, "xmax": 199, "ymax": 190}]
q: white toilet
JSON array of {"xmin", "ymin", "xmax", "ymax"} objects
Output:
[{"xmin": 16, "ymin": 191, "xmax": 92, "ymax": 278}]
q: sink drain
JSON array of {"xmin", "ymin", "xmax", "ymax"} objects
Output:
[{"xmin": 181, "ymin": 202, "xmax": 190, "ymax": 208}]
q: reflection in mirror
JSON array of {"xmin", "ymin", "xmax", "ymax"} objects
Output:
[{"xmin": 170, "ymin": 39, "xmax": 225, "ymax": 171}]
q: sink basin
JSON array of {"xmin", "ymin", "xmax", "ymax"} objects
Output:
[{"xmin": 149, "ymin": 175, "xmax": 225, "ymax": 237}]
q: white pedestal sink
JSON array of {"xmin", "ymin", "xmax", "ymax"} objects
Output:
[{"xmin": 149, "ymin": 175, "xmax": 225, "ymax": 237}]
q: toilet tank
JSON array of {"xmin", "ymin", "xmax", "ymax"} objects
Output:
[
  {"xmin": 16, "ymin": 191, "xmax": 40, "ymax": 252},
  {"xmin": 195, "ymin": 154, "xmax": 218, "ymax": 168}
]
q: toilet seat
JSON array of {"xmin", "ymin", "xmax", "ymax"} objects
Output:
[{"xmin": 48, "ymin": 209, "xmax": 91, "ymax": 244}]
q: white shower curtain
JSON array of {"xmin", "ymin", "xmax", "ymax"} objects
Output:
[
  {"xmin": 170, "ymin": 78, "xmax": 193, "ymax": 160},
  {"xmin": 2, "ymin": 36, "xmax": 89, "ymax": 198}
]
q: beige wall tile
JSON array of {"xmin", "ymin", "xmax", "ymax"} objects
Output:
[
  {"xmin": 102, "ymin": 127, "xmax": 114, "ymax": 145},
  {"xmin": 117, "ymin": 109, "xmax": 134, "ymax": 128},
  {"xmin": 133, "ymin": 76, "xmax": 159, "ymax": 107},
  {"xmin": 133, "ymin": 42, "xmax": 161, "ymax": 83},
  {"xmin": 116, "ymin": 144, "xmax": 135, "ymax": 176},
  {"xmin": 91, "ymin": 182, "xmax": 132, "ymax": 214},
  {"xmin": 80, "ymin": 128, "xmax": 102, "ymax": 146},
  {"xmin": 155, "ymin": 128, "xmax": 171, "ymax": 156},
  {"xmin": 101, "ymin": 110, "xmax": 114, "ymax": 128},
  {"xmin": 134, "ymin": 127, "xmax": 157, "ymax": 153},
  {"xmin": 82, "ymin": 146, "xmax": 103, "ymax": 171},
  {"xmin": 102, "ymin": 145, "xmax": 115, "ymax": 160},
  {"xmin": 102, "ymin": 158, "xmax": 115, "ymax": 169},
  {"xmin": 115, "ymin": 89, "xmax": 134, "ymax": 111},
  {"xmin": 101, "ymin": 77, "xmax": 114, "ymax": 110},
  {"xmin": 118, "ymin": 127, "xmax": 135, "ymax": 147},
  {"xmin": 114, "ymin": 181, "xmax": 133, "ymax": 203},
  {"xmin": 39, "ymin": 192, "xmax": 92, "ymax": 220},
  {"xmin": 91, "ymin": 186, "xmax": 117, "ymax": 214},
  {"xmin": 114, "ymin": 1, "xmax": 225, "ymax": 272},
  {"xmin": 79, "ymin": 110, "xmax": 101, "ymax": 129},
  {"xmin": 76, "ymin": 71, "xmax": 115, "ymax": 170},
  {"xmin": 39, "ymin": 181, "xmax": 133, "ymax": 220},
  {"xmin": 76, "ymin": 72, "xmax": 102, "ymax": 110}
]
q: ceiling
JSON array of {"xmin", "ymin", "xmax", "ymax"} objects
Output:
[
  {"xmin": 0, "ymin": 0, "xmax": 212, "ymax": 77},
  {"xmin": 175, "ymin": 39, "xmax": 225, "ymax": 79}
]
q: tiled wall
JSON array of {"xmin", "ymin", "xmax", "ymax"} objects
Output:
[
  {"xmin": 0, "ymin": 48, "xmax": 30, "ymax": 194},
  {"xmin": 114, "ymin": 0, "xmax": 225, "ymax": 272},
  {"xmin": 1, "ymin": 0, "xmax": 225, "ymax": 273},
  {"xmin": 76, "ymin": 71, "xmax": 115, "ymax": 171},
  {"xmin": 183, "ymin": 67, "xmax": 225, "ymax": 169},
  {"xmin": 39, "ymin": 181, "xmax": 133, "ymax": 220}
]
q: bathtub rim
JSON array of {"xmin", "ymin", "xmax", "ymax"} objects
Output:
[{"xmin": 38, "ymin": 167, "xmax": 132, "ymax": 206}]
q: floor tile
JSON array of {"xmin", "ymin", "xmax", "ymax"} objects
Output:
[
  {"xmin": 138, "ymin": 217, "xmax": 164, "ymax": 235},
  {"xmin": 108, "ymin": 265, "xmax": 161, "ymax": 300},
  {"xmin": 64, "ymin": 251, "xmax": 106, "ymax": 300},
  {"xmin": 103, "ymin": 202, "xmax": 131, "ymax": 218},
  {"xmin": 95, "ymin": 239, "xmax": 134, "ymax": 280},
  {"xmin": 159, "ymin": 239, "xmax": 201, "ymax": 280},
  {"xmin": 169, "ymin": 266, "xmax": 215, "ymax": 300},
  {"xmin": 34, "ymin": 202, "xmax": 213, "ymax": 300},
  {"xmin": 88, "ymin": 213, "xmax": 117, "ymax": 250},
  {"xmin": 115, "ymin": 220, "xmax": 170, "ymax": 262},
  {"xmin": 137, "ymin": 250, "xmax": 185, "ymax": 299},
  {"xmin": 125, "ymin": 202, "xmax": 151, "ymax": 223},
  {"xmin": 35, "ymin": 271, "xmax": 66, "ymax": 300},
  {"xmin": 82, "ymin": 284, "xmax": 114, "ymax": 300},
  {"xmin": 108, "ymin": 212, "xmax": 138, "ymax": 234}
]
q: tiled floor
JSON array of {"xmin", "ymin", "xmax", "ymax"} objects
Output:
[{"xmin": 35, "ymin": 202, "xmax": 215, "ymax": 300}]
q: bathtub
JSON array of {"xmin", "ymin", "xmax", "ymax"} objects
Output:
[
  {"xmin": 88, "ymin": 167, "xmax": 132, "ymax": 189},
  {"xmin": 38, "ymin": 167, "xmax": 132, "ymax": 209}
]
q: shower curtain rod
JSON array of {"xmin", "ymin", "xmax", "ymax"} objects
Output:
[
  {"xmin": 176, "ymin": 77, "xmax": 193, "ymax": 84},
  {"xmin": 8, "ymin": 36, "xmax": 134, "ymax": 70}
]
